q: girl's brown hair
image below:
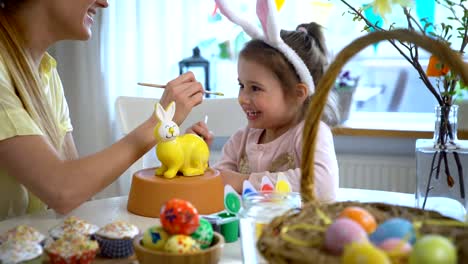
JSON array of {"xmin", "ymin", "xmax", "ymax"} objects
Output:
[
  {"xmin": 239, "ymin": 22, "xmax": 339, "ymax": 126},
  {"xmin": 0, "ymin": 0, "xmax": 73, "ymax": 158}
]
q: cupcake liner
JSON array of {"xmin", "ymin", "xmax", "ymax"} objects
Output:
[
  {"xmin": 95, "ymin": 236, "xmax": 134, "ymax": 258},
  {"xmin": 47, "ymin": 249, "xmax": 97, "ymax": 264}
]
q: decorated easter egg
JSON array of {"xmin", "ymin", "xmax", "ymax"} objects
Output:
[
  {"xmin": 409, "ymin": 235, "xmax": 457, "ymax": 264},
  {"xmin": 338, "ymin": 206, "xmax": 377, "ymax": 233},
  {"xmin": 370, "ymin": 218, "xmax": 415, "ymax": 245},
  {"xmin": 190, "ymin": 218, "xmax": 214, "ymax": 249},
  {"xmin": 142, "ymin": 225, "xmax": 169, "ymax": 251},
  {"xmin": 164, "ymin": 235, "xmax": 200, "ymax": 254},
  {"xmin": 160, "ymin": 198, "xmax": 200, "ymax": 235},
  {"xmin": 324, "ymin": 218, "xmax": 368, "ymax": 255},
  {"xmin": 378, "ymin": 238, "xmax": 412, "ymax": 256},
  {"xmin": 342, "ymin": 241, "xmax": 391, "ymax": 264}
]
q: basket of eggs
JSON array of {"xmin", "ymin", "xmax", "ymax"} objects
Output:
[
  {"xmin": 133, "ymin": 198, "xmax": 224, "ymax": 264},
  {"xmin": 257, "ymin": 29, "xmax": 468, "ymax": 263}
]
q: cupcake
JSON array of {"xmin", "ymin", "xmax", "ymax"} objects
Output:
[
  {"xmin": 45, "ymin": 233, "xmax": 98, "ymax": 264},
  {"xmin": 0, "ymin": 225, "xmax": 46, "ymax": 245},
  {"xmin": 0, "ymin": 239, "xmax": 44, "ymax": 264},
  {"xmin": 48, "ymin": 216, "xmax": 98, "ymax": 240},
  {"xmin": 94, "ymin": 221, "xmax": 139, "ymax": 258}
]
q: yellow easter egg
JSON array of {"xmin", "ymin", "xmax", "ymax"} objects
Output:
[
  {"xmin": 164, "ymin": 235, "xmax": 200, "ymax": 254},
  {"xmin": 275, "ymin": 0, "xmax": 285, "ymax": 11},
  {"xmin": 342, "ymin": 242, "xmax": 391, "ymax": 264},
  {"xmin": 142, "ymin": 225, "xmax": 169, "ymax": 251}
]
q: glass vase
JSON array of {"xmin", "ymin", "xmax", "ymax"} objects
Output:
[
  {"xmin": 415, "ymin": 105, "xmax": 468, "ymax": 221},
  {"xmin": 239, "ymin": 192, "xmax": 301, "ymax": 263}
]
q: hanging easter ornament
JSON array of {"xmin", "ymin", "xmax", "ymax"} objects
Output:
[
  {"xmin": 224, "ymin": 184, "xmax": 242, "ymax": 215},
  {"xmin": 275, "ymin": 0, "xmax": 285, "ymax": 11},
  {"xmin": 260, "ymin": 176, "xmax": 274, "ymax": 192},
  {"xmin": 275, "ymin": 173, "xmax": 291, "ymax": 193},
  {"xmin": 242, "ymin": 180, "xmax": 257, "ymax": 197}
]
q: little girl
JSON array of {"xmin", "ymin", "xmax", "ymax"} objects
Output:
[{"xmin": 188, "ymin": 21, "xmax": 339, "ymax": 203}]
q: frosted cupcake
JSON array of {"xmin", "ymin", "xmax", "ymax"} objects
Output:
[
  {"xmin": 0, "ymin": 239, "xmax": 43, "ymax": 264},
  {"xmin": 48, "ymin": 216, "xmax": 99, "ymax": 240},
  {"xmin": 94, "ymin": 221, "xmax": 139, "ymax": 258},
  {"xmin": 0, "ymin": 225, "xmax": 45, "ymax": 246},
  {"xmin": 45, "ymin": 233, "xmax": 98, "ymax": 264}
]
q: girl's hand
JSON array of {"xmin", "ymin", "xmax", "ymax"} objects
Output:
[
  {"xmin": 186, "ymin": 121, "xmax": 214, "ymax": 147},
  {"xmin": 159, "ymin": 72, "xmax": 204, "ymax": 125}
]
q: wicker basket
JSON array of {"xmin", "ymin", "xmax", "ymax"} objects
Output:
[{"xmin": 257, "ymin": 29, "xmax": 468, "ymax": 263}]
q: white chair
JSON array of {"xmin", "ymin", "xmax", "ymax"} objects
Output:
[{"xmin": 114, "ymin": 96, "xmax": 247, "ymax": 195}]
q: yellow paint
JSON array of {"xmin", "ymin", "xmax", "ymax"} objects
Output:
[{"xmin": 275, "ymin": 180, "xmax": 291, "ymax": 193}]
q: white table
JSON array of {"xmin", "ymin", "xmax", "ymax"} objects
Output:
[{"xmin": 0, "ymin": 188, "xmax": 462, "ymax": 263}]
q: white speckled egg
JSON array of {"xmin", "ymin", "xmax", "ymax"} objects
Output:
[{"xmin": 379, "ymin": 238, "xmax": 412, "ymax": 256}]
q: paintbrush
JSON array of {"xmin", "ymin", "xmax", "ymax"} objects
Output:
[{"xmin": 137, "ymin": 82, "xmax": 224, "ymax": 96}]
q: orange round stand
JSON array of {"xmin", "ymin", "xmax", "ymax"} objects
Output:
[{"xmin": 127, "ymin": 168, "xmax": 224, "ymax": 217}]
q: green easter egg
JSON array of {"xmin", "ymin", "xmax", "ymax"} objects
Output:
[
  {"xmin": 191, "ymin": 218, "xmax": 214, "ymax": 249},
  {"xmin": 142, "ymin": 225, "xmax": 169, "ymax": 251},
  {"xmin": 409, "ymin": 235, "xmax": 457, "ymax": 264}
]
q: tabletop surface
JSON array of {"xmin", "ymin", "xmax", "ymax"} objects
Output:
[{"xmin": 0, "ymin": 188, "xmax": 463, "ymax": 263}]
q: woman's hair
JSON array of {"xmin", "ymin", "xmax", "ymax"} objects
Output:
[
  {"xmin": 239, "ymin": 22, "xmax": 339, "ymax": 126},
  {"xmin": 0, "ymin": 1, "xmax": 73, "ymax": 159}
]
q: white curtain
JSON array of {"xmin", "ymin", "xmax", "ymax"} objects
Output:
[{"xmin": 50, "ymin": 12, "xmax": 119, "ymax": 199}]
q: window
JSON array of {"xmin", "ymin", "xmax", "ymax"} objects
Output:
[{"xmin": 103, "ymin": 0, "xmax": 465, "ymax": 114}]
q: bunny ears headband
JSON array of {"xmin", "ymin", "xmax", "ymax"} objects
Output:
[{"xmin": 215, "ymin": 0, "xmax": 315, "ymax": 94}]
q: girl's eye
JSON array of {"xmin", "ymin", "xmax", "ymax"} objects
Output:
[
  {"xmin": 238, "ymin": 82, "xmax": 244, "ymax": 89},
  {"xmin": 252, "ymin": 85, "xmax": 261, "ymax": 92}
]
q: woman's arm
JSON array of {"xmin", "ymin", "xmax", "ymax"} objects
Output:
[
  {"xmin": 159, "ymin": 72, "xmax": 204, "ymax": 125},
  {"xmin": 0, "ymin": 117, "xmax": 156, "ymax": 214},
  {"xmin": 0, "ymin": 73, "xmax": 204, "ymax": 214}
]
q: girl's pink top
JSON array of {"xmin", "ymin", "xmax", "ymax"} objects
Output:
[{"xmin": 213, "ymin": 120, "xmax": 339, "ymax": 202}]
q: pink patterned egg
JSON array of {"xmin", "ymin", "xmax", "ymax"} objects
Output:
[
  {"xmin": 325, "ymin": 218, "xmax": 368, "ymax": 255},
  {"xmin": 379, "ymin": 238, "xmax": 412, "ymax": 255}
]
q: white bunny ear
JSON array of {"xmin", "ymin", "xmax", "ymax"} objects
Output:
[
  {"xmin": 216, "ymin": 0, "xmax": 316, "ymax": 93},
  {"xmin": 215, "ymin": 0, "xmax": 263, "ymax": 39},
  {"xmin": 165, "ymin": 101, "xmax": 176, "ymax": 122},
  {"xmin": 155, "ymin": 103, "xmax": 166, "ymax": 122},
  {"xmin": 256, "ymin": 0, "xmax": 281, "ymax": 44}
]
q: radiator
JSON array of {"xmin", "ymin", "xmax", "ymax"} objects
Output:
[{"xmin": 337, "ymin": 154, "xmax": 416, "ymax": 193}]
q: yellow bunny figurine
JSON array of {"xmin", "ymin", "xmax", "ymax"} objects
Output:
[{"xmin": 153, "ymin": 102, "xmax": 210, "ymax": 178}]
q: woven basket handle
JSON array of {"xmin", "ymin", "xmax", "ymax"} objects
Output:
[{"xmin": 300, "ymin": 29, "xmax": 468, "ymax": 203}]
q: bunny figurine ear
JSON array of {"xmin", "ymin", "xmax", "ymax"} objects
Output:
[
  {"xmin": 155, "ymin": 101, "xmax": 176, "ymax": 122},
  {"xmin": 165, "ymin": 101, "xmax": 176, "ymax": 122},
  {"xmin": 155, "ymin": 103, "xmax": 166, "ymax": 122}
]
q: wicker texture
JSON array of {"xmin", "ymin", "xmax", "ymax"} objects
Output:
[{"xmin": 258, "ymin": 29, "xmax": 468, "ymax": 263}]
